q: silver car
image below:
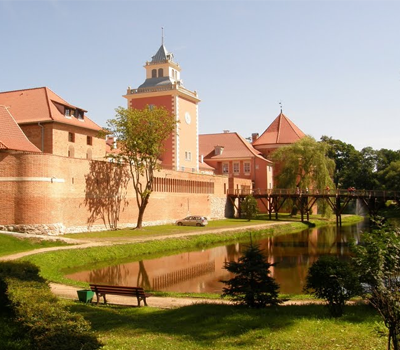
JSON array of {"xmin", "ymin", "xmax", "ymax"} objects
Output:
[{"xmin": 176, "ymin": 216, "xmax": 208, "ymax": 227}]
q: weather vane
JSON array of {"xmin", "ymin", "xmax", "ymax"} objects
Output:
[
  {"xmin": 279, "ymin": 101, "xmax": 283, "ymax": 113},
  {"xmin": 161, "ymin": 27, "xmax": 164, "ymax": 45}
]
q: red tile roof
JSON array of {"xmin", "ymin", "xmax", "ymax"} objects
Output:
[
  {"xmin": 199, "ymin": 132, "xmax": 271, "ymax": 163},
  {"xmin": 252, "ymin": 112, "xmax": 305, "ymax": 146},
  {"xmin": 0, "ymin": 87, "xmax": 101, "ymax": 131},
  {"xmin": 0, "ymin": 105, "xmax": 41, "ymax": 152}
]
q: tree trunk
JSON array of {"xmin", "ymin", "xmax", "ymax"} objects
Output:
[{"xmin": 136, "ymin": 195, "xmax": 150, "ymax": 229}]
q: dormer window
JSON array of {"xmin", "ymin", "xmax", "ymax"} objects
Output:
[
  {"xmin": 152, "ymin": 69, "xmax": 157, "ymax": 78},
  {"xmin": 76, "ymin": 109, "xmax": 84, "ymax": 120},
  {"xmin": 65, "ymin": 108, "xmax": 71, "ymax": 117}
]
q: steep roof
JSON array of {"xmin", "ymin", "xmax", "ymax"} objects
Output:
[
  {"xmin": 0, "ymin": 87, "xmax": 101, "ymax": 131},
  {"xmin": 199, "ymin": 132, "xmax": 271, "ymax": 163},
  {"xmin": 0, "ymin": 105, "xmax": 40, "ymax": 152},
  {"xmin": 151, "ymin": 44, "xmax": 174, "ymax": 63},
  {"xmin": 253, "ymin": 112, "xmax": 305, "ymax": 146}
]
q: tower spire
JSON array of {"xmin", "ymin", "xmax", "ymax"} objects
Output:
[{"xmin": 161, "ymin": 27, "xmax": 164, "ymax": 45}]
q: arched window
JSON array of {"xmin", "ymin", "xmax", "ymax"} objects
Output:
[
  {"xmin": 152, "ymin": 69, "xmax": 157, "ymax": 78},
  {"xmin": 68, "ymin": 145, "xmax": 75, "ymax": 158},
  {"xmin": 158, "ymin": 68, "xmax": 163, "ymax": 77}
]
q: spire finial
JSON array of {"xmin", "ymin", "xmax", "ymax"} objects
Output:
[
  {"xmin": 279, "ymin": 101, "xmax": 283, "ymax": 114},
  {"xmin": 161, "ymin": 27, "xmax": 164, "ymax": 45}
]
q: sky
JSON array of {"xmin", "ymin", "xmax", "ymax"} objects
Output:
[{"xmin": 1, "ymin": 0, "xmax": 400, "ymax": 151}]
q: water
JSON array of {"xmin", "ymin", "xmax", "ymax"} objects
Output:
[{"xmin": 66, "ymin": 221, "xmax": 365, "ymax": 295}]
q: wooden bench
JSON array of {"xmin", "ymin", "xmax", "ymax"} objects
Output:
[{"xmin": 89, "ymin": 284, "xmax": 151, "ymax": 307}]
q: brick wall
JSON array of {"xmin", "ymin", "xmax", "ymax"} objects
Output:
[{"xmin": 0, "ymin": 152, "xmax": 249, "ymax": 235}]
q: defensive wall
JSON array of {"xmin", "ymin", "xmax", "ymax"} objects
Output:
[{"xmin": 0, "ymin": 152, "xmax": 251, "ymax": 235}]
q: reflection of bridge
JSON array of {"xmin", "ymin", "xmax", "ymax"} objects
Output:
[
  {"xmin": 152, "ymin": 261, "xmax": 215, "ymax": 290},
  {"xmin": 228, "ymin": 189, "xmax": 399, "ymax": 226}
]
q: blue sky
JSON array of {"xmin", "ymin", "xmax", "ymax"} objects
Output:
[{"xmin": 1, "ymin": 0, "xmax": 400, "ymax": 151}]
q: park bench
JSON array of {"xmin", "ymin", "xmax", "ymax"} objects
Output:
[{"xmin": 89, "ymin": 284, "xmax": 151, "ymax": 307}]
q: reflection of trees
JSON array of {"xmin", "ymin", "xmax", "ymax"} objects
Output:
[
  {"xmin": 137, "ymin": 261, "xmax": 151, "ymax": 289},
  {"xmin": 84, "ymin": 160, "xmax": 130, "ymax": 229},
  {"xmin": 89, "ymin": 264, "xmax": 132, "ymax": 285}
]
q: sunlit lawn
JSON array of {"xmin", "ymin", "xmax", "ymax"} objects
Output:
[
  {"xmin": 70, "ymin": 302, "xmax": 386, "ymax": 350},
  {"xmin": 0, "ymin": 234, "xmax": 70, "ymax": 258}
]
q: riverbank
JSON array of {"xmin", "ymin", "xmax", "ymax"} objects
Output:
[{"xmin": 1, "ymin": 215, "xmax": 363, "ymax": 291}]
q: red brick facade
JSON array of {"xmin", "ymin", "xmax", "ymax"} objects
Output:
[{"xmin": 0, "ymin": 152, "xmax": 251, "ymax": 234}]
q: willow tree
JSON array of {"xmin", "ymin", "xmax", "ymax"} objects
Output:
[
  {"xmin": 106, "ymin": 106, "xmax": 177, "ymax": 229},
  {"xmin": 272, "ymin": 136, "xmax": 334, "ymax": 190},
  {"xmin": 272, "ymin": 136, "xmax": 335, "ymax": 215}
]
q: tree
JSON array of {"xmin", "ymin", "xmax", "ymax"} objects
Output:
[
  {"xmin": 272, "ymin": 136, "xmax": 334, "ymax": 216},
  {"xmin": 352, "ymin": 220, "xmax": 400, "ymax": 350},
  {"xmin": 272, "ymin": 136, "xmax": 334, "ymax": 191},
  {"xmin": 320, "ymin": 136, "xmax": 363, "ymax": 189},
  {"xmin": 221, "ymin": 241, "xmax": 281, "ymax": 308},
  {"xmin": 304, "ymin": 255, "xmax": 361, "ymax": 317},
  {"xmin": 240, "ymin": 195, "xmax": 258, "ymax": 221},
  {"xmin": 106, "ymin": 106, "xmax": 177, "ymax": 229}
]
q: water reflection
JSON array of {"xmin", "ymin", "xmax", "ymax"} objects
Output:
[{"xmin": 67, "ymin": 221, "xmax": 365, "ymax": 295}]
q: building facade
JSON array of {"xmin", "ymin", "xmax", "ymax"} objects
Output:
[{"xmin": 124, "ymin": 44, "xmax": 200, "ymax": 173}]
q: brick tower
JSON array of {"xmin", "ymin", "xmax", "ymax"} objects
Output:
[{"xmin": 124, "ymin": 41, "xmax": 201, "ymax": 172}]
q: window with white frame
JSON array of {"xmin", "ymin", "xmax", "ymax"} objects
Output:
[
  {"xmin": 222, "ymin": 163, "xmax": 229, "ymax": 174},
  {"xmin": 185, "ymin": 151, "xmax": 192, "ymax": 161},
  {"xmin": 233, "ymin": 162, "xmax": 240, "ymax": 175},
  {"xmin": 244, "ymin": 162, "xmax": 251, "ymax": 174}
]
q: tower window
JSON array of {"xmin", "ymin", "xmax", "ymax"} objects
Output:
[
  {"xmin": 68, "ymin": 132, "xmax": 75, "ymax": 143},
  {"xmin": 87, "ymin": 136, "xmax": 92, "ymax": 145},
  {"xmin": 158, "ymin": 68, "xmax": 163, "ymax": 77},
  {"xmin": 152, "ymin": 69, "xmax": 157, "ymax": 78}
]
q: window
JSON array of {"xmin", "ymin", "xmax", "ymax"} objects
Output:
[
  {"xmin": 158, "ymin": 68, "xmax": 163, "ymax": 77},
  {"xmin": 87, "ymin": 136, "xmax": 92, "ymax": 145},
  {"xmin": 152, "ymin": 69, "xmax": 157, "ymax": 78},
  {"xmin": 86, "ymin": 149, "xmax": 92, "ymax": 160},
  {"xmin": 65, "ymin": 108, "xmax": 71, "ymax": 117},
  {"xmin": 233, "ymin": 162, "xmax": 240, "ymax": 175},
  {"xmin": 244, "ymin": 162, "xmax": 251, "ymax": 174},
  {"xmin": 222, "ymin": 163, "xmax": 229, "ymax": 174},
  {"xmin": 68, "ymin": 132, "xmax": 75, "ymax": 143},
  {"xmin": 185, "ymin": 151, "xmax": 191, "ymax": 161}
]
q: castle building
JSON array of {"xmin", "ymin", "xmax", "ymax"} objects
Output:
[
  {"xmin": 124, "ymin": 43, "xmax": 200, "ymax": 173},
  {"xmin": 0, "ymin": 87, "xmax": 104, "ymax": 160},
  {"xmin": 199, "ymin": 131, "xmax": 274, "ymax": 192}
]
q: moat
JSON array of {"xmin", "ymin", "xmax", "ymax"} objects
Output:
[{"xmin": 67, "ymin": 221, "xmax": 365, "ymax": 295}]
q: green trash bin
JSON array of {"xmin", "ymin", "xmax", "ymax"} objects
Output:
[{"xmin": 77, "ymin": 290, "xmax": 95, "ymax": 303}]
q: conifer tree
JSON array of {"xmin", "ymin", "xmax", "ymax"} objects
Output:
[{"xmin": 221, "ymin": 241, "xmax": 281, "ymax": 308}]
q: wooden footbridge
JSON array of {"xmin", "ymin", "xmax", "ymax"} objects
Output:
[{"xmin": 227, "ymin": 188, "xmax": 399, "ymax": 226}]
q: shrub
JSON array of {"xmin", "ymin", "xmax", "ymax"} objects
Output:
[
  {"xmin": 304, "ymin": 255, "xmax": 361, "ymax": 317},
  {"xmin": 221, "ymin": 241, "xmax": 281, "ymax": 308},
  {"xmin": 0, "ymin": 261, "xmax": 102, "ymax": 350}
]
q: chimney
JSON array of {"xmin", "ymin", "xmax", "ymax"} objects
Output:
[
  {"xmin": 252, "ymin": 133, "xmax": 259, "ymax": 143},
  {"xmin": 214, "ymin": 145, "xmax": 224, "ymax": 156}
]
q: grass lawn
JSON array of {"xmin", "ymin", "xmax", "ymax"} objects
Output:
[
  {"xmin": 69, "ymin": 302, "xmax": 386, "ymax": 350},
  {"xmin": 0, "ymin": 234, "xmax": 71, "ymax": 258}
]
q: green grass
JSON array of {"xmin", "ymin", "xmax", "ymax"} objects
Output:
[
  {"xmin": 0, "ymin": 234, "xmax": 71, "ymax": 258},
  {"xmin": 68, "ymin": 301, "xmax": 386, "ymax": 350}
]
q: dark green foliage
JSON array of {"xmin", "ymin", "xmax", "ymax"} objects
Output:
[
  {"xmin": 352, "ymin": 220, "xmax": 400, "ymax": 350},
  {"xmin": 0, "ymin": 261, "xmax": 101, "ymax": 350},
  {"xmin": 0, "ymin": 261, "xmax": 46, "ymax": 314},
  {"xmin": 240, "ymin": 195, "xmax": 259, "ymax": 221},
  {"xmin": 304, "ymin": 256, "xmax": 361, "ymax": 317},
  {"xmin": 221, "ymin": 241, "xmax": 281, "ymax": 308}
]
